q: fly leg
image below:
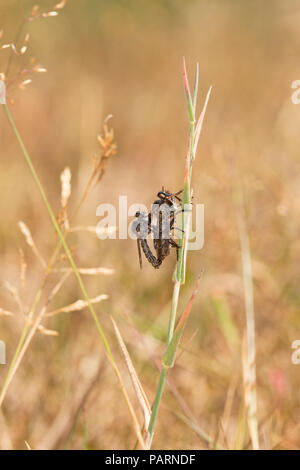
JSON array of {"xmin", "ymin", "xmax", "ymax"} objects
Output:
[
  {"xmin": 169, "ymin": 238, "xmax": 181, "ymax": 261},
  {"xmin": 173, "ymin": 189, "xmax": 183, "ymax": 203},
  {"xmin": 137, "ymin": 239, "xmax": 143, "ymax": 269}
]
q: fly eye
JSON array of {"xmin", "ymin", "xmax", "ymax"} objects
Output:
[
  {"xmin": 157, "ymin": 191, "xmax": 166, "ymax": 199},
  {"xmin": 135, "ymin": 211, "xmax": 141, "ymax": 217}
]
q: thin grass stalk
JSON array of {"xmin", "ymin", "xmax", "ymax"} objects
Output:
[
  {"xmin": 146, "ymin": 59, "xmax": 211, "ymax": 449},
  {"xmin": 1, "ymin": 103, "xmax": 146, "ymax": 449},
  {"xmin": 236, "ymin": 182, "xmax": 259, "ymax": 450},
  {"xmin": 174, "ymin": 411, "xmax": 225, "ymax": 450}
]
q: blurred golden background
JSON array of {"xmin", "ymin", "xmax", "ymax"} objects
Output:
[{"xmin": 1, "ymin": 0, "xmax": 300, "ymax": 450}]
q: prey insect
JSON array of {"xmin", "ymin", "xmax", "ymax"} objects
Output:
[{"xmin": 133, "ymin": 188, "xmax": 184, "ymax": 269}]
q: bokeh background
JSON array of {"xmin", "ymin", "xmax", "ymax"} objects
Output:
[{"xmin": 1, "ymin": 0, "xmax": 300, "ymax": 450}]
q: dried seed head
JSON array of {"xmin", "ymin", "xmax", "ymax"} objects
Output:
[
  {"xmin": 43, "ymin": 11, "xmax": 59, "ymax": 17},
  {"xmin": 3, "ymin": 2, "xmax": 62, "ymax": 98},
  {"xmin": 45, "ymin": 294, "xmax": 108, "ymax": 316},
  {"xmin": 18, "ymin": 221, "xmax": 34, "ymax": 247},
  {"xmin": 0, "ymin": 80, "xmax": 6, "ymax": 104},
  {"xmin": 33, "ymin": 65, "xmax": 47, "ymax": 73},
  {"xmin": 19, "ymin": 79, "xmax": 32, "ymax": 90},
  {"xmin": 54, "ymin": 0, "xmax": 67, "ymax": 9},
  {"xmin": 31, "ymin": 5, "xmax": 40, "ymax": 17},
  {"xmin": 80, "ymin": 118, "xmax": 117, "ymax": 203},
  {"xmin": 77, "ymin": 267, "xmax": 115, "ymax": 276},
  {"xmin": 60, "ymin": 166, "xmax": 71, "ymax": 208},
  {"xmin": 59, "ymin": 166, "xmax": 71, "ymax": 229},
  {"xmin": 94, "ymin": 120, "xmax": 117, "ymax": 178},
  {"xmin": 11, "ymin": 44, "xmax": 18, "ymax": 54},
  {"xmin": 38, "ymin": 325, "xmax": 59, "ymax": 336}
]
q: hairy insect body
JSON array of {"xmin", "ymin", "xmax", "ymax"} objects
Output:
[{"xmin": 140, "ymin": 238, "xmax": 162, "ymax": 269}]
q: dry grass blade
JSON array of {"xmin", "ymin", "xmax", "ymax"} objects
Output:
[
  {"xmin": 242, "ymin": 332, "xmax": 259, "ymax": 449},
  {"xmin": 24, "ymin": 441, "xmax": 32, "ymax": 450},
  {"xmin": 37, "ymin": 359, "xmax": 105, "ymax": 451},
  {"xmin": 237, "ymin": 185, "xmax": 259, "ymax": 450},
  {"xmin": 172, "ymin": 411, "xmax": 225, "ymax": 450},
  {"xmin": 45, "ymin": 294, "xmax": 108, "ymax": 317},
  {"xmin": 182, "ymin": 57, "xmax": 194, "ymax": 121},
  {"xmin": 221, "ymin": 374, "xmax": 239, "ymax": 447},
  {"xmin": 0, "ymin": 411, "xmax": 13, "ymax": 450},
  {"xmin": 111, "ymin": 317, "xmax": 151, "ymax": 432},
  {"xmin": 194, "ymin": 86, "xmax": 212, "ymax": 151}
]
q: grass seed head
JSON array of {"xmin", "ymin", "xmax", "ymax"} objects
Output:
[{"xmin": 54, "ymin": 0, "xmax": 67, "ymax": 10}]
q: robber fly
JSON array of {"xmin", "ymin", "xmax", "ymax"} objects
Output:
[{"xmin": 133, "ymin": 188, "xmax": 183, "ymax": 269}]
